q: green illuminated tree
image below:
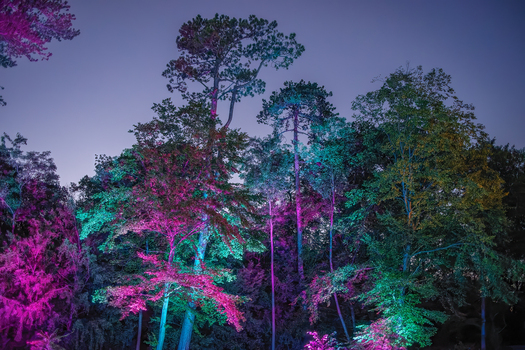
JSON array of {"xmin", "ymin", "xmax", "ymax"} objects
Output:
[
  {"xmin": 303, "ymin": 117, "xmax": 357, "ymax": 342},
  {"xmin": 348, "ymin": 66, "xmax": 509, "ymax": 347}
]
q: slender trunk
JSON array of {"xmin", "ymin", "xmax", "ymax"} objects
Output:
[
  {"xmin": 329, "ymin": 178, "xmax": 350, "ymax": 343},
  {"xmin": 269, "ymin": 200, "xmax": 276, "ymax": 350},
  {"xmin": 350, "ymin": 304, "xmax": 356, "ymax": 332},
  {"xmin": 11, "ymin": 212, "xmax": 16, "ymax": 237},
  {"xmin": 156, "ymin": 284, "xmax": 170, "ymax": 350},
  {"xmin": 137, "ymin": 241, "xmax": 148, "ymax": 350},
  {"xmin": 481, "ymin": 296, "xmax": 486, "ymax": 350},
  {"xmin": 177, "ymin": 226, "xmax": 209, "ymax": 350},
  {"xmin": 224, "ymin": 88, "xmax": 237, "ymax": 130},
  {"xmin": 293, "ymin": 110, "xmax": 304, "ymax": 281},
  {"xmin": 334, "ymin": 294, "xmax": 350, "ymax": 342},
  {"xmin": 136, "ymin": 311, "xmax": 142, "ymax": 350}
]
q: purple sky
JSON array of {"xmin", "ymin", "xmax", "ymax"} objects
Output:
[{"xmin": 2, "ymin": 0, "xmax": 524, "ymax": 186}]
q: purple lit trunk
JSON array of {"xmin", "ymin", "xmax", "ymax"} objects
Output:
[
  {"xmin": 177, "ymin": 227, "xmax": 209, "ymax": 350},
  {"xmin": 329, "ymin": 179, "xmax": 350, "ymax": 343},
  {"xmin": 137, "ymin": 241, "xmax": 148, "ymax": 350},
  {"xmin": 481, "ymin": 296, "xmax": 486, "ymax": 350},
  {"xmin": 293, "ymin": 110, "xmax": 304, "ymax": 282},
  {"xmin": 136, "ymin": 311, "xmax": 142, "ymax": 350},
  {"xmin": 269, "ymin": 200, "xmax": 276, "ymax": 350}
]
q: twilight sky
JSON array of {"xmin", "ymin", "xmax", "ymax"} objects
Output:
[{"xmin": 1, "ymin": 0, "xmax": 524, "ymax": 186}]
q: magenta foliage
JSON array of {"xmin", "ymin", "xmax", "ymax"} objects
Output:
[
  {"xmin": 0, "ymin": 200, "xmax": 84, "ymax": 343},
  {"xmin": 104, "ymin": 251, "xmax": 245, "ymax": 331},
  {"xmin": 0, "ymin": 0, "xmax": 79, "ymax": 62},
  {"xmin": 27, "ymin": 329, "xmax": 67, "ymax": 350},
  {"xmin": 304, "ymin": 331, "xmax": 338, "ymax": 350}
]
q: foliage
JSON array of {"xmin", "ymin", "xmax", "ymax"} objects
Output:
[
  {"xmin": 0, "ymin": 0, "xmax": 79, "ymax": 63},
  {"xmin": 349, "ymin": 65, "xmax": 509, "ymax": 347},
  {"xmin": 304, "ymin": 331, "xmax": 339, "ymax": 350},
  {"xmin": 0, "ymin": 133, "xmax": 86, "ymax": 348},
  {"xmin": 163, "ymin": 13, "xmax": 304, "ymax": 127}
]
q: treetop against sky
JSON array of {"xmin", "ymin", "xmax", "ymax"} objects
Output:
[{"xmin": 1, "ymin": 0, "xmax": 524, "ymax": 186}]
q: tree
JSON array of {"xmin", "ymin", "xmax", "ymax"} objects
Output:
[
  {"xmin": 77, "ymin": 100, "xmax": 255, "ymax": 350},
  {"xmin": 257, "ymin": 80, "xmax": 336, "ymax": 282},
  {"xmin": 0, "ymin": 0, "xmax": 79, "ymax": 62},
  {"xmin": 162, "ymin": 13, "xmax": 304, "ymax": 128},
  {"xmin": 0, "ymin": 0, "xmax": 79, "ymax": 105},
  {"xmin": 241, "ymin": 134, "xmax": 293, "ymax": 350},
  {"xmin": 303, "ymin": 117, "xmax": 356, "ymax": 342},
  {"xmin": 348, "ymin": 66, "xmax": 509, "ymax": 347},
  {"xmin": 0, "ymin": 133, "xmax": 85, "ymax": 348},
  {"xmin": 163, "ymin": 14, "xmax": 304, "ymax": 350}
]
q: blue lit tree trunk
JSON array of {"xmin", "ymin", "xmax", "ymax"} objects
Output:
[
  {"xmin": 177, "ymin": 227, "xmax": 209, "ymax": 350},
  {"xmin": 156, "ymin": 287, "xmax": 170, "ymax": 350}
]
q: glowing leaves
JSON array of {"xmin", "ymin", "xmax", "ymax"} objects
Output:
[
  {"xmin": 0, "ymin": 0, "xmax": 79, "ymax": 63},
  {"xmin": 102, "ymin": 252, "xmax": 245, "ymax": 332}
]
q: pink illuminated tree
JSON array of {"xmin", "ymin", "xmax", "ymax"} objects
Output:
[
  {"xmin": 78, "ymin": 101, "xmax": 255, "ymax": 350},
  {"xmin": 0, "ymin": 133, "xmax": 85, "ymax": 348},
  {"xmin": 0, "ymin": 0, "xmax": 79, "ymax": 105},
  {"xmin": 0, "ymin": 0, "xmax": 79, "ymax": 63}
]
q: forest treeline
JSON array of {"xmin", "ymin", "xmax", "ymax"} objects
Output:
[{"xmin": 1, "ymin": 8, "xmax": 525, "ymax": 350}]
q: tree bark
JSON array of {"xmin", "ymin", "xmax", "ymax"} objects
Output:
[
  {"xmin": 137, "ymin": 241, "xmax": 148, "ymax": 350},
  {"xmin": 481, "ymin": 296, "xmax": 486, "ymax": 350},
  {"xmin": 177, "ymin": 227, "xmax": 209, "ymax": 350},
  {"xmin": 136, "ymin": 310, "xmax": 142, "ymax": 350},
  {"xmin": 156, "ymin": 285, "xmax": 170, "ymax": 350},
  {"xmin": 329, "ymin": 180, "xmax": 350, "ymax": 343},
  {"xmin": 269, "ymin": 200, "xmax": 276, "ymax": 350},
  {"xmin": 293, "ymin": 109, "xmax": 304, "ymax": 282}
]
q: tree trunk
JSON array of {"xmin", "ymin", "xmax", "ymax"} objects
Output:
[
  {"xmin": 350, "ymin": 303, "xmax": 356, "ymax": 333},
  {"xmin": 177, "ymin": 227, "xmax": 209, "ymax": 350},
  {"xmin": 481, "ymin": 296, "xmax": 486, "ymax": 350},
  {"xmin": 329, "ymin": 181, "xmax": 350, "ymax": 343},
  {"xmin": 270, "ymin": 200, "xmax": 276, "ymax": 350},
  {"xmin": 136, "ymin": 311, "xmax": 142, "ymax": 350},
  {"xmin": 293, "ymin": 109, "xmax": 304, "ymax": 282},
  {"xmin": 156, "ymin": 285, "xmax": 170, "ymax": 350},
  {"xmin": 137, "ymin": 241, "xmax": 148, "ymax": 350},
  {"xmin": 224, "ymin": 88, "xmax": 238, "ymax": 130}
]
